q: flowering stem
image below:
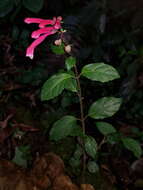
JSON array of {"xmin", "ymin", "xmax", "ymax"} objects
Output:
[{"xmin": 74, "ymin": 64, "xmax": 86, "ymax": 182}]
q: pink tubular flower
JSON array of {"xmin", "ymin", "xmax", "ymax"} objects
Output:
[
  {"xmin": 31, "ymin": 27, "xmax": 56, "ymax": 39},
  {"xmin": 39, "ymin": 17, "xmax": 56, "ymax": 28},
  {"xmin": 24, "ymin": 18, "xmax": 55, "ymax": 26},
  {"xmin": 24, "ymin": 16, "xmax": 62, "ymax": 59}
]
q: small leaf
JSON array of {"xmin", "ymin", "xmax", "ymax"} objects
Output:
[
  {"xmin": 51, "ymin": 43, "xmax": 65, "ymax": 55},
  {"xmin": 107, "ymin": 133, "xmax": 120, "ymax": 145},
  {"xmin": 23, "ymin": 0, "xmax": 44, "ymax": 13},
  {"xmin": 85, "ymin": 136, "xmax": 97, "ymax": 159},
  {"xmin": 88, "ymin": 97, "xmax": 122, "ymax": 119},
  {"xmin": 65, "ymin": 56, "xmax": 76, "ymax": 71},
  {"xmin": 41, "ymin": 73, "xmax": 72, "ymax": 101},
  {"xmin": 65, "ymin": 78, "xmax": 78, "ymax": 92},
  {"xmin": 81, "ymin": 63, "xmax": 120, "ymax": 82},
  {"xmin": 50, "ymin": 115, "xmax": 77, "ymax": 141},
  {"xmin": 96, "ymin": 122, "xmax": 116, "ymax": 135},
  {"xmin": 87, "ymin": 161, "xmax": 99, "ymax": 173},
  {"xmin": 73, "ymin": 145, "xmax": 83, "ymax": 159},
  {"xmin": 69, "ymin": 157, "xmax": 81, "ymax": 167},
  {"xmin": 12, "ymin": 146, "xmax": 29, "ymax": 168},
  {"xmin": 122, "ymin": 137, "xmax": 142, "ymax": 158}
]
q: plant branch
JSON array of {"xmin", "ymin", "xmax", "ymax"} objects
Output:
[
  {"xmin": 74, "ymin": 66, "xmax": 85, "ymax": 134},
  {"xmin": 74, "ymin": 64, "xmax": 86, "ymax": 182}
]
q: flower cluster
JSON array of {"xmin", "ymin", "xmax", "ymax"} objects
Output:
[{"xmin": 24, "ymin": 16, "xmax": 62, "ymax": 59}]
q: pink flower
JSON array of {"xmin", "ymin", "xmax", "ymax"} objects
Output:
[
  {"xmin": 31, "ymin": 27, "xmax": 56, "ymax": 39},
  {"xmin": 24, "ymin": 17, "xmax": 62, "ymax": 59}
]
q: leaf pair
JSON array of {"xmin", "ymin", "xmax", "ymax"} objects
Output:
[{"xmin": 50, "ymin": 115, "xmax": 98, "ymax": 160}]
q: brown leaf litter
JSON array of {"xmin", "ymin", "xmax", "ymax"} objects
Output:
[{"xmin": 0, "ymin": 152, "xmax": 95, "ymax": 190}]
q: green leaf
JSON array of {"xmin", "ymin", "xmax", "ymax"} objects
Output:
[
  {"xmin": 85, "ymin": 136, "xmax": 97, "ymax": 159},
  {"xmin": 0, "ymin": 0, "xmax": 14, "ymax": 17},
  {"xmin": 50, "ymin": 115, "xmax": 77, "ymax": 141},
  {"xmin": 122, "ymin": 137, "xmax": 142, "ymax": 158},
  {"xmin": 87, "ymin": 161, "xmax": 99, "ymax": 173},
  {"xmin": 51, "ymin": 43, "xmax": 65, "ymax": 55},
  {"xmin": 23, "ymin": 0, "xmax": 44, "ymax": 13},
  {"xmin": 69, "ymin": 157, "xmax": 81, "ymax": 167},
  {"xmin": 65, "ymin": 78, "xmax": 78, "ymax": 92},
  {"xmin": 107, "ymin": 133, "xmax": 120, "ymax": 145},
  {"xmin": 88, "ymin": 97, "xmax": 122, "ymax": 119},
  {"xmin": 96, "ymin": 122, "xmax": 116, "ymax": 135},
  {"xmin": 12, "ymin": 146, "xmax": 30, "ymax": 168},
  {"xmin": 41, "ymin": 73, "xmax": 72, "ymax": 101},
  {"xmin": 81, "ymin": 63, "xmax": 120, "ymax": 82},
  {"xmin": 73, "ymin": 145, "xmax": 83, "ymax": 159},
  {"xmin": 65, "ymin": 56, "xmax": 76, "ymax": 71},
  {"xmin": 70, "ymin": 125, "xmax": 83, "ymax": 137}
]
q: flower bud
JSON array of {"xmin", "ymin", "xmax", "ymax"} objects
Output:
[
  {"xmin": 64, "ymin": 45, "xmax": 71, "ymax": 53},
  {"xmin": 54, "ymin": 39, "xmax": 62, "ymax": 46}
]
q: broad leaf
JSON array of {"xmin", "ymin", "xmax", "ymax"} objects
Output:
[
  {"xmin": 51, "ymin": 43, "xmax": 65, "ymax": 55},
  {"xmin": 122, "ymin": 137, "xmax": 142, "ymax": 158},
  {"xmin": 88, "ymin": 97, "xmax": 122, "ymax": 119},
  {"xmin": 65, "ymin": 78, "xmax": 78, "ymax": 92},
  {"xmin": 65, "ymin": 56, "xmax": 76, "ymax": 71},
  {"xmin": 41, "ymin": 73, "xmax": 72, "ymax": 101},
  {"xmin": 70, "ymin": 125, "xmax": 83, "ymax": 137},
  {"xmin": 50, "ymin": 115, "xmax": 77, "ymax": 141},
  {"xmin": 81, "ymin": 63, "xmax": 120, "ymax": 82},
  {"xmin": 96, "ymin": 122, "xmax": 116, "ymax": 135},
  {"xmin": 85, "ymin": 136, "xmax": 97, "ymax": 159},
  {"xmin": 23, "ymin": 0, "xmax": 44, "ymax": 13}
]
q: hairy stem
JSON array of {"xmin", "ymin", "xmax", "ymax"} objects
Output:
[{"xmin": 74, "ymin": 64, "xmax": 86, "ymax": 182}]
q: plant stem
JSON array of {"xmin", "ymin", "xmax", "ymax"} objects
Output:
[
  {"xmin": 98, "ymin": 136, "xmax": 106, "ymax": 150},
  {"xmin": 74, "ymin": 64, "xmax": 86, "ymax": 182},
  {"xmin": 74, "ymin": 66, "xmax": 85, "ymax": 134}
]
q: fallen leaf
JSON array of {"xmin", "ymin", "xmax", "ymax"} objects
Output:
[
  {"xmin": 32, "ymin": 152, "xmax": 65, "ymax": 180},
  {"xmin": 80, "ymin": 184, "xmax": 95, "ymax": 190},
  {"xmin": 53, "ymin": 175, "xmax": 79, "ymax": 190}
]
